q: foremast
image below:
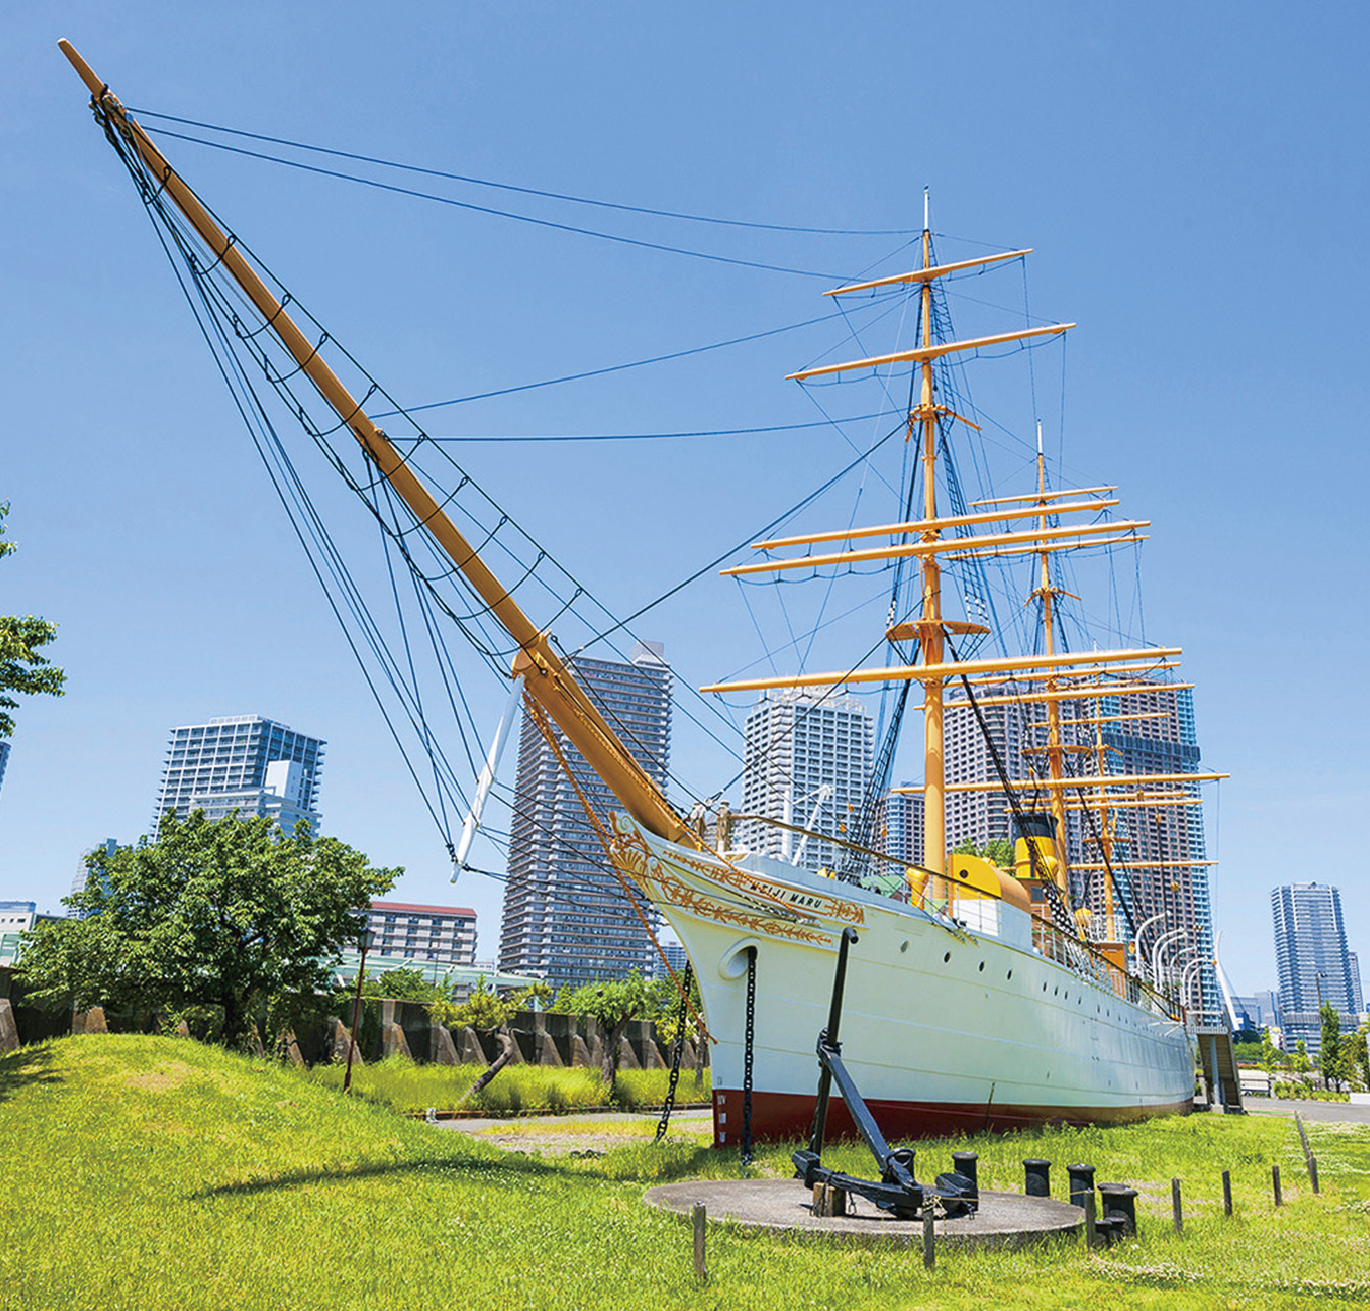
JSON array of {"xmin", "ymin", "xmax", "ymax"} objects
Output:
[{"xmin": 59, "ymin": 41, "xmax": 697, "ymax": 851}]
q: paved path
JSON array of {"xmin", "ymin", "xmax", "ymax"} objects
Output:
[
  {"xmin": 431, "ymin": 1108, "xmax": 712, "ymax": 1134},
  {"xmin": 1244, "ymin": 1099, "xmax": 1370, "ymax": 1124},
  {"xmin": 645, "ymin": 1180, "xmax": 1082, "ymax": 1249}
]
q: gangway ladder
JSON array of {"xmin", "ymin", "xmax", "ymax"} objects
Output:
[{"xmin": 1195, "ymin": 1026, "xmax": 1245, "ymax": 1113}]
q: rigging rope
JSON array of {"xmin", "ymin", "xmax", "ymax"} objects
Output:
[{"xmin": 128, "ymin": 108, "xmax": 921, "ymax": 236}]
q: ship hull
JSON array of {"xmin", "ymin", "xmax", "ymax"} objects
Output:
[{"xmin": 609, "ymin": 816, "xmax": 1194, "ymax": 1147}]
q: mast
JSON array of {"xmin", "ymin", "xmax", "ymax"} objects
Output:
[
  {"xmin": 916, "ymin": 201, "xmax": 947, "ymax": 875},
  {"xmin": 1025, "ymin": 423, "xmax": 1072, "ymax": 891},
  {"xmin": 60, "ymin": 41, "xmax": 696, "ymax": 850}
]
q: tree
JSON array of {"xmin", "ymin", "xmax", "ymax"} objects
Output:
[
  {"xmin": 360, "ymin": 968, "xmax": 447, "ymax": 1002},
  {"xmin": 1260, "ymin": 1028, "xmax": 1282, "ymax": 1078},
  {"xmin": 0, "ymin": 504, "xmax": 65, "ymax": 739},
  {"xmin": 1291, "ymin": 1039, "xmax": 1313, "ymax": 1092},
  {"xmin": 20, "ymin": 810, "xmax": 398, "ymax": 1046},
  {"xmin": 1320, "ymin": 1002, "xmax": 1344, "ymax": 1090},
  {"xmin": 554, "ymin": 971, "xmax": 658, "ymax": 1085},
  {"xmin": 953, "ymin": 837, "xmax": 1015, "ymax": 868},
  {"xmin": 1348, "ymin": 1026, "xmax": 1370, "ymax": 1092}
]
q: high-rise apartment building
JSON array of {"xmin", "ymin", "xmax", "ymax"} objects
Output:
[
  {"xmin": 366, "ymin": 900, "xmax": 477, "ymax": 968},
  {"xmin": 737, "ymin": 688, "xmax": 874, "ymax": 876},
  {"xmin": 499, "ymin": 643, "xmax": 672, "ymax": 989},
  {"xmin": 153, "ymin": 715, "xmax": 324, "ymax": 833},
  {"xmin": 1272, "ymin": 882, "xmax": 1359, "ymax": 1054},
  {"xmin": 941, "ymin": 680, "xmax": 1218, "ymax": 1015},
  {"xmin": 876, "ymin": 786, "xmax": 924, "ymax": 869}
]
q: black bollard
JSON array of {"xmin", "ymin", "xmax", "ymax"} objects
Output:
[
  {"xmin": 1096, "ymin": 1214, "xmax": 1125, "ymax": 1247},
  {"xmin": 1101, "ymin": 1185, "xmax": 1138, "ymax": 1236},
  {"xmin": 952, "ymin": 1151, "xmax": 979, "ymax": 1199},
  {"xmin": 1067, "ymin": 1163, "xmax": 1096, "ymax": 1210},
  {"xmin": 1023, "ymin": 1158, "xmax": 1051, "ymax": 1197},
  {"xmin": 1221, "ymin": 1169, "xmax": 1232, "ymax": 1217}
]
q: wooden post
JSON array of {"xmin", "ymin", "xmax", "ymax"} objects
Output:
[
  {"xmin": 1222, "ymin": 1169, "xmax": 1232, "ymax": 1217},
  {"xmin": 1171, "ymin": 1177, "xmax": 1182, "ymax": 1233},
  {"xmin": 922, "ymin": 1204, "xmax": 936, "ymax": 1271},
  {"xmin": 692, "ymin": 1203, "xmax": 707, "ymax": 1283},
  {"xmin": 1272, "ymin": 1163, "xmax": 1282, "ymax": 1208},
  {"xmin": 1295, "ymin": 1111, "xmax": 1319, "ymax": 1193},
  {"xmin": 1083, "ymin": 1190, "xmax": 1097, "ymax": 1249}
]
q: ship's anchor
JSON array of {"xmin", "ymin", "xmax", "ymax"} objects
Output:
[{"xmin": 792, "ymin": 927, "xmax": 977, "ymax": 1220}]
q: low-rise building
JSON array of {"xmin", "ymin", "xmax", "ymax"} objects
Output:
[{"xmin": 365, "ymin": 900, "xmax": 477, "ymax": 969}]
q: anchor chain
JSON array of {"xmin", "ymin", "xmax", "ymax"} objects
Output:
[
  {"xmin": 653, "ymin": 961, "xmax": 694, "ymax": 1145},
  {"xmin": 741, "ymin": 946, "xmax": 756, "ymax": 1167}
]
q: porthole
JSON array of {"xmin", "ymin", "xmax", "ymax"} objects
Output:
[
  {"xmin": 1054, "ymin": 986, "xmax": 1059, "ymax": 996},
  {"xmin": 900, "ymin": 940, "xmax": 909, "ymax": 954},
  {"xmin": 943, "ymin": 951, "xmax": 952, "ymax": 963},
  {"xmin": 978, "ymin": 961, "xmax": 985, "ymax": 972},
  {"xmin": 1043, "ymin": 981, "xmax": 1048, "ymax": 992}
]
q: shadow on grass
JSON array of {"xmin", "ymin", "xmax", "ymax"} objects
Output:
[
  {"xmin": 195, "ymin": 1138, "xmax": 723, "ymax": 1200},
  {"xmin": 194, "ymin": 1148, "xmax": 579, "ymax": 1200},
  {"xmin": 0, "ymin": 1042, "xmax": 60, "ymax": 1106}
]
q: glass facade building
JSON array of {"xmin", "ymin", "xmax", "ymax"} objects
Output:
[
  {"xmin": 1272, "ymin": 882, "xmax": 1359, "ymax": 1054},
  {"xmin": 737, "ymin": 688, "xmax": 874, "ymax": 876},
  {"xmin": 499, "ymin": 643, "xmax": 672, "ymax": 989},
  {"xmin": 153, "ymin": 715, "xmax": 324, "ymax": 834}
]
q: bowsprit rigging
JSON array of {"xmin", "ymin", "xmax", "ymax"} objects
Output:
[{"xmin": 65, "ymin": 39, "xmax": 1227, "ymax": 1150}]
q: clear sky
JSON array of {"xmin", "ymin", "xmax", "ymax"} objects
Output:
[{"xmin": 3, "ymin": 2, "xmax": 1367, "ymax": 996}]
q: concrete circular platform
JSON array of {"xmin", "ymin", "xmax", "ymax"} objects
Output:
[{"xmin": 645, "ymin": 1178, "xmax": 1084, "ymax": 1249}]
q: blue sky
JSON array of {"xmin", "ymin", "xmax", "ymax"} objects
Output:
[{"xmin": 2, "ymin": 2, "xmax": 1367, "ymax": 994}]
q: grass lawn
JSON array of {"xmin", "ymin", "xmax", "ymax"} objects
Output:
[
  {"xmin": 2, "ymin": 1035, "xmax": 1368, "ymax": 1310},
  {"xmin": 305, "ymin": 1055, "xmax": 710, "ymax": 1115}
]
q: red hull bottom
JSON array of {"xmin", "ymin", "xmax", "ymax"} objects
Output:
[{"xmin": 710, "ymin": 1088, "xmax": 1192, "ymax": 1147}]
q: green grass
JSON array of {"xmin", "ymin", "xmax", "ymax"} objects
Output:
[
  {"xmin": 3, "ymin": 1035, "xmax": 1370, "ymax": 1310},
  {"xmin": 305, "ymin": 1056, "xmax": 710, "ymax": 1115}
]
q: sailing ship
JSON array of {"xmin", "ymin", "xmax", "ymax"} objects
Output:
[{"xmin": 62, "ymin": 42, "xmax": 1223, "ymax": 1143}]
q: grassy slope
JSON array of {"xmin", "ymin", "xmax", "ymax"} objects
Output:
[{"xmin": 2, "ymin": 1036, "xmax": 1369, "ymax": 1310}]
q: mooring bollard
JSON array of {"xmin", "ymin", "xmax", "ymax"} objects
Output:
[
  {"xmin": 1272, "ymin": 1164, "xmax": 1282, "ymax": 1208},
  {"xmin": 1100, "ymin": 1184, "xmax": 1138, "ymax": 1236},
  {"xmin": 922, "ymin": 1203, "xmax": 936, "ymax": 1271},
  {"xmin": 1222, "ymin": 1169, "xmax": 1233, "ymax": 1217},
  {"xmin": 692, "ymin": 1202, "xmax": 707, "ymax": 1283},
  {"xmin": 1067, "ymin": 1163, "xmax": 1096, "ymax": 1210},
  {"xmin": 1171, "ymin": 1177, "xmax": 1183, "ymax": 1234},
  {"xmin": 1096, "ymin": 1214, "xmax": 1125, "ymax": 1247},
  {"xmin": 952, "ymin": 1151, "xmax": 979, "ymax": 1199},
  {"xmin": 1023, "ymin": 1158, "xmax": 1051, "ymax": 1197},
  {"xmin": 1083, "ymin": 1189, "xmax": 1098, "ymax": 1249}
]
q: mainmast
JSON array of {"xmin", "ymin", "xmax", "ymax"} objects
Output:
[
  {"xmin": 1022, "ymin": 423, "xmax": 1078, "ymax": 879},
  {"xmin": 707, "ymin": 217, "xmax": 1072, "ymax": 877},
  {"xmin": 60, "ymin": 41, "xmax": 696, "ymax": 850},
  {"xmin": 915, "ymin": 205, "xmax": 947, "ymax": 877}
]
